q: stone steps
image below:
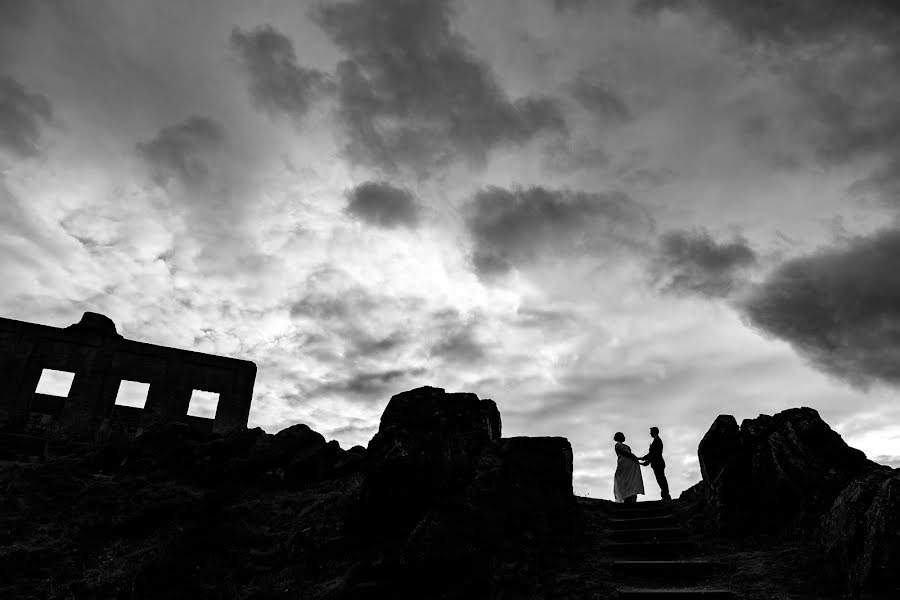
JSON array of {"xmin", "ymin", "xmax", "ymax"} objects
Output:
[
  {"xmin": 605, "ymin": 500, "xmax": 736, "ymax": 599},
  {"xmin": 618, "ymin": 500, "xmax": 671, "ymax": 508},
  {"xmin": 612, "ymin": 527, "xmax": 687, "ymax": 542},
  {"xmin": 617, "ymin": 589, "xmax": 734, "ymax": 599},
  {"xmin": 611, "ymin": 560, "xmax": 715, "ymax": 582},
  {"xmin": 607, "ymin": 540, "xmax": 699, "ymax": 559},
  {"xmin": 610, "ymin": 516, "xmax": 678, "ymax": 529},
  {"xmin": 611, "ymin": 507, "xmax": 674, "ymax": 519}
]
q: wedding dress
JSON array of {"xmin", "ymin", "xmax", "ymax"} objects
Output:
[{"xmin": 614, "ymin": 441, "xmax": 645, "ymax": 502}]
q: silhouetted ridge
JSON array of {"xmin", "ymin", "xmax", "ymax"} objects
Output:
[
  {"xmin": 684, "ymin": 407, "xmax": 899, "ymax": 598},
  {"xmin": 0, "ymin": 385, "xmax": 578, "ymax": 599}
]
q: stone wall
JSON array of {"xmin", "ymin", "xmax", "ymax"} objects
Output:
[{"xmin": 0, "ymin": 312, "xmax": 256, "ymax": 440}]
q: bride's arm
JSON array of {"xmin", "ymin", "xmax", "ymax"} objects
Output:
[{"xmin": 615, "ymin": 444, "xmax": 640, "ymax": 461}]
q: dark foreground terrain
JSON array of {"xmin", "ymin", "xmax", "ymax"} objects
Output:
[{"xmin": 1, "ymin": 387, "xmax": 898, "ymax": 599}]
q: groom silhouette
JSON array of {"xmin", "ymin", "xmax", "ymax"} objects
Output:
[{"xmin": 640, "ymin": 426, "xmax": 671, "ymax": 500}]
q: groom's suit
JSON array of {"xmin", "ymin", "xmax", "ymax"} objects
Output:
[{"xmin": 645, "ymin": 436, "xmax": 671, "ymax": 500}]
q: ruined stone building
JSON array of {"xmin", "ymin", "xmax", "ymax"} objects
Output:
[{"xmin": 0, "ymin": 312, "xmax": 256, "ymax": 441}]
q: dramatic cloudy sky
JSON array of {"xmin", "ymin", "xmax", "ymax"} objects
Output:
[{"xmin": 3, "ymin": 0, "xmax": 900, "ymax": 499}]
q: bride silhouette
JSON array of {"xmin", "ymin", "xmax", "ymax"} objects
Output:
[{"xmin": 613, "ymin": 432, "xmax": 645, "ymax": 503}]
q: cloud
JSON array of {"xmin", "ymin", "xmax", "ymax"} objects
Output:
[
  {"xmin": 872, "ymin": 455, "xmax": 900, "ymax": 468},
  {"xmin": 427, "ymin": 310, "xmax": 488, "ymax": 365},
  {"xmin": 551, "ymin": 0, "xmax": 592, "ymax": 12},
  {"xmin": 740, "ymin": 228, "xmax": 900, "ymax": 388},
  {"xmin": 542, "ymin": 138, "xmax": 610, "ymax": 174},
  {"xmin": 650, "ymin": 228, "xmax": 756, "ymax": 298},
  {"xmin": 637, "ymin": 0, "xmax": 900, "ymax": 206},
  {"xmin": 464, "ymin": 185, "xmax": 653, "ymax": 277},
  {"xmin": 570, "ymin": 76, "xmax": 632, "ymax": 123},
  {"xmin": 310, "ymin": 0, "xmax": 566, "ymax": 174},
  {"xmin": 307, "ymin": 367, "xmax": 427, "ymax": 401},
  {"xmin": 344, "ymin": 181, "xmax": 421, "ymax": 228},
  {"xmin": 288, "ymin": 268, "xmax": 380, "ymax": 322},
  {"xmin": 0, "ymin": 75, "xmax": 53, "ymax": 158},
  {"xmin": 511, "ymin": 306, "xmax": 580, "ymax": 330},
  {"xmin": 136, "ymin": 116, "xmax": 226, "ymax": 187},
  {"xmin": 287, "ymin": 266, "xmax": 425, "ymax": 362},
  {"xmin": 636, "ymin": 0, "xmax": 900, "ymax": 46},
  {"xmin": 230, "ymin": 25, "xmax": 332, "ymax": 124}
]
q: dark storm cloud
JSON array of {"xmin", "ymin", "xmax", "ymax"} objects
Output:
[
  {"xmin": 636, "ymin": 0, "xmax": 900, "ymax": 46},
  {"xmin": 651, "ymin": 228, "xmax": 756, "ymax": 298},
  {"xmin": 425, "ymin": 309, "xmax": 489, "ymax": 365},
  {"xmin": 621, "ymin": 167, "xmax": 675, "ymax": 190},
  {"xmin": 0, "ymin": 0, "xmax": 35, "ymax": 42},
  {"xmin": 230, "ymin": 25, "xmax": 332, "ymax": 124},
  {"xmin": 429, "ymin": 324, "xmax": 486, "ymax": 365},
  {"xmin": 310, "ymin": 0, "xmax": 567, "ymax": 174},
  {"xmin": 542, "ymin": 139, "xmax": 610, "ymax": 174},
  {"xmin": 289, "ymin": 289, "xmax": 371, "ymax": 321},
  {"xmin": 637, "ymin": 0, "xmax": 900, "ymax": 205},
  {"xmin": 310, "ymin": 367, "xmax": 427, "ymax": 400},
  {"xmin": 344, "ymin": 181, "xmax": 421, "ymax": 228},
  {"xmin": 740, "ymin": 228, "xmax": 900, "ymax": 388},
  {"xmin": 464, "ymin": 185, "xmax": 653, "ymax": 277},
  {"xmin": 849, "ymin": 158, "xmax": 900, "ymax": 201},
  {"xmin": 347, "ymin": 331, "xmax": 409, "ymax": 358},
  {"xmin": 0, "ymin": 75, "xmax": 52, "ymax": 158},
  {"xmin": 570, "ymin": 76, "xmax": 631, "ymax": 123},
  {"xmin": 288, "ymin": 266, "xmax": 425, "ymax": 362},
  {"xmin": 136, "ymin": 116, "xmax": 226, "ymax": 187}
]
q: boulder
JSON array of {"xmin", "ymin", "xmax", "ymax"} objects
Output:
[
  {"xmin": 697, "ymin": 414, "xmax": 740, "ymax": 482},
  {"xmin": 697, "ymin": 407, "xmax": 873, "ymax": 534},
  {"xmin": 821, "ymin": 467, "xmax": 900, "ymax": 597},
  {"xmin": 250, "ymin": 424, "xmax": 358, "ymax": 488},
  {"xmin": 361, "ymin": 386, "xmax": 501, "ymax": 526},
  {"xmin": 495, "ymin": 436, "xmax": 575, "ymax": 540},
  {"xmin": 352, "ymin": 386, "xmax": 576, "ymax": 597}
]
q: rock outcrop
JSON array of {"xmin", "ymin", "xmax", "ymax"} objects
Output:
[
  {"xmin": 351, "ymin": 386, "xmax": 576, "ymax": 598},
  {"xmin": 820, "ymin": 466, "xmax": 900, "ymax": 597},
  {"xmin": 361, "ymin": 386, "xmax": 502, "ymax": 526},
  {"xmin": 696, "ymin": 407, "xmax": 872, "ymax": 535},
  {"xmin": 1, "ymin": 385, "xmax": 577, "ymax": 600},
  {"xmin": 691, "ymin": 407, "xmax": 899, "ymax": 598}
]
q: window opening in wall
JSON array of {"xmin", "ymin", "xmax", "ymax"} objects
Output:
[
  {"xmin": 187, "ymin": 390, "xmax": 219, "ymax": 419},
  {"xmin": 35, "ymin": 369, "xmax": 76, "ymax": 397},
  {"xmin": 115, "ymin": 380, "xmax": 150, "ymax": 409}
]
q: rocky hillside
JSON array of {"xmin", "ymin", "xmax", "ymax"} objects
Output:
[
  {"xmin": 2, "ymin": 390, "xmax": 898, "ymax": 599},
  {"xmin": 685, "ymin": 407, "xmax": 900, "ymax": 598},
  {"xmin": 0, "ymin": 386, "xmax": 578, "ymax": 599}
]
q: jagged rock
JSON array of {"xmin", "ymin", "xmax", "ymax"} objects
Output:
[
  {"xmin": 697, "ymin": 414, "xmax": 740, "ymax": 482},
  {"xmin": 352, "ymin": 386, "xmax": 576, "ymax": 598},
  {"xmin": 1, "ymin": 386, "xmax": 577, "ymax": 599},
  {"xmin": 361, "ymin": 386, "xmax": 501, "ymax": 526},
  {"xmin": 698, "ymin": 407, "xmax": 873, "ymax": 534},
  {"xmin": 249, "ymin": 424, "xmax": 366, "ymax": 488},
  {"xmin": 333, "ymin": 444, "xmax": 366, "ymax": 477},
  {"xmin": 821, "ymin": 466, "xmax": 900, "ymax": 597},
  {"xmin": 500, "ymin": 436, "xmax": 573, "ymax": 495},
  {"xmin": 496, "ymin": 437, "xmax": 574, "ymax": 534}
]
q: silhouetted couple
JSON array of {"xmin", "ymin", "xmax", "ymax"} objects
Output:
[{"xmin": 613, "ymin": 427, "xmax": 671, "ymax": 503}]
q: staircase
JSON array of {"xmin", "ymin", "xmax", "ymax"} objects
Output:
[{"xmin": 609, "ymin": 500, "xmax": 734, "ymax": 599}]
